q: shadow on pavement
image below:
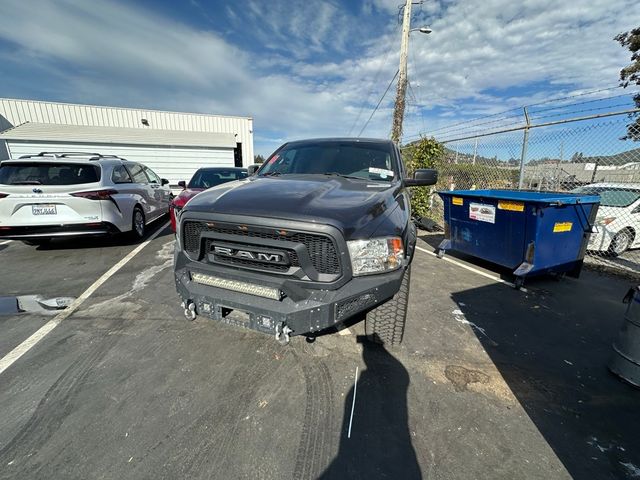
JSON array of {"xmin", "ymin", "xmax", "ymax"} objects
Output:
[
  {"xmin": 33, "ymin": 215, "xmax": 172, "ymax": 251},
  {"xmin": 451, "ymin": 278, "xmax": 640, "ymax": 480},
  {"xmin": 319, "ymin": 336, "xmax": 421, "ymax": 480}
]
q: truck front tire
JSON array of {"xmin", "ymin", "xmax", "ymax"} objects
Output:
[{"xmin": 365, "ymin": 266, "xmax": 411, "ymax": 346}]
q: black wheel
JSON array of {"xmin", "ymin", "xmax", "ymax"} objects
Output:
[
  {"xmin": 365, "ymin": 266, "xmax": 411, "ymax": 346},
  {"xmin": 131, "ymin": 207, "xmax": 146, "ymax": 239},
  {"xmin": 609, "ymin": 229, "xmax": 633, "ymax": 257},
  {"xmin": 21, "ymin": 238, "xmax": 51, "ymax": 246}
]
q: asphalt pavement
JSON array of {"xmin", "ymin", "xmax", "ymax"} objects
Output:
[{"xmin": 0, "ymin": 224, "xmax": 639, "ymax": 479}]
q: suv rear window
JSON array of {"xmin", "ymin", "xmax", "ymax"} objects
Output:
[{"xmin": 0, "ymin": 162, "xmax": 101, "ymax": 185}]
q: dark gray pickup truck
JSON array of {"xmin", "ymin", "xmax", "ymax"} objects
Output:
[{"xmin": 173, "ymin": 138, "xmax": 437, "ymax": 344}]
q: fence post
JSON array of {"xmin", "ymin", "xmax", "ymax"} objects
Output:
[{"xmin": 517, "ymin": 106, "xmax": 530, "ymax": 189}]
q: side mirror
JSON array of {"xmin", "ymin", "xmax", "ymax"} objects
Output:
[
  {"xmin": 247, "ymin": 164, "xmax": 260, "ymax": 176},
  {"xmin": 177, "ymin": 180, "xmax": 187, "ymax": 189},
  {"xmin": 404, "ymin": 169, "xmax": 438, "ymax": 187},
  {"xmin": 161, "ymin": 178, "xmax": 170, "ymax": 186}
]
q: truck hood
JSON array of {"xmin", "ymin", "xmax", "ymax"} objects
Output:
[{"xmin": 183, "ymin": 175, "xmax": 401, "ymax": 238}]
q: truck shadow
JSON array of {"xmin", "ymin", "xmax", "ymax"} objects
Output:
[
  {"xmin": 450, "ymin": 278, "xmax": 640, "ymax": 480},
  {"xmin": 318, "ymin": 336, "xmax": 422, "ymax": 480}
]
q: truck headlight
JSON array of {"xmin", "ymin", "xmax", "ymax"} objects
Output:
[{"xmin": 347, "ymin": 237, "xmax": 404, "ymax": 276}]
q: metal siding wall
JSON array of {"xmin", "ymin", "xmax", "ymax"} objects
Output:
[
  {"xmin": 6, "ymin": 140, "xmax": 235, "ymax": 187},
  {"xmin": 0, "ymin": 99, "xmax": 253, "ymax": 166}
]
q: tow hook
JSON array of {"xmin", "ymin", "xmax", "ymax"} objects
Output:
[
  {"xmin": 275, "ymin": 322, "xmax": 292, "ymax": 345},
  {"xmin": 182, "ymin": 301, "xmax": 197, "ymax": 321}
]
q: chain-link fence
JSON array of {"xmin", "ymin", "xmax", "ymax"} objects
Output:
[{"xmin": 423, "ymin": 109, "xmax": 640, "ymax": 279}]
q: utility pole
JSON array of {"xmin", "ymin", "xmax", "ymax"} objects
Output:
[{"xmin": 391, "ymin": 0, "xmax": 413, "ymax": 144}]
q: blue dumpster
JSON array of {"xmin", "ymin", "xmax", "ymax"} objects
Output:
[{"xmin": 436, "ymin": 190, "xmax": 600, "ymax": 288}]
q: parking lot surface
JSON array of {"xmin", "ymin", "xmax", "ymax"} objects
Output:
[{"xmin": 1, "ymin": 223, "xmax": 639, "ymax": 480}]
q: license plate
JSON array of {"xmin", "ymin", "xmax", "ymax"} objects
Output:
[{"xmin": 32, "ymin": 204, "xmax": 57, "ymax": 216}]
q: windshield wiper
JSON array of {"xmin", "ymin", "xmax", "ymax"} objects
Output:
[
  {"xmin": 261, "ymin": 171, "xmax": 282, "ymax": 177},
  {"xmin": 11, "ymin": 180, "xmax": 42, "ymax": 185},
  {"xmin": 323, "ymin": 172, "xmax": 364, "ymax": 180}
]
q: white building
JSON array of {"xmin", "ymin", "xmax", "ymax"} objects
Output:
[{"xmin": 0, "ymin": 98, "xmax": 253, "ymax": 187}]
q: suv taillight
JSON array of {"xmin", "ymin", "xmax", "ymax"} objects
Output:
[{"xmin": 71, "ymin": 189, "xmax": 118, "ymax": 200}]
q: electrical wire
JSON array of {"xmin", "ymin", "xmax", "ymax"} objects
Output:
[
  {"xmin": 358, "ymin": 69, "xmax": 399, "ymax": 137},
  {"xmin": 347, "ymin": 43, "xmax": 397, "ymax": 136}
]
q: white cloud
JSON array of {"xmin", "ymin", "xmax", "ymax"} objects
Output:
[{"xmin": 0, "ymin": 0, "xmax": 638, "ymax": 155}]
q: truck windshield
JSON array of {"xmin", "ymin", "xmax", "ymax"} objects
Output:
[{"xmin": 258, "ymin": 141, "xmax": 397, "ymax": 182}]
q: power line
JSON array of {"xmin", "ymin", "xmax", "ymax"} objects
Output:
[
  {"xmin": 347, "ymin": 30, "xmax": 399, "ymax": 136},
  {"xmin": 358, "ymin": 69, "xmax": 399, "ymax": 137}
]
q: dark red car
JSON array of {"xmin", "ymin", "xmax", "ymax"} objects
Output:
[{"xmin": 170, "ymin": 167, "xmax": 248, "ymax": 231}]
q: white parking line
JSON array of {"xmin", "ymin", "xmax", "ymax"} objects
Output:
[
  {"xmin": 415, "ymin": 245, "xmax": 527, "ymax": 292},
  {"xmin": 347, "ymin": 365, "xmax": 359, "ymax": 439},
  {"xmin": 0, "ymin": 240, "xmax": 12, "ymax": 246},
  {"xmin": 0, "ymin": 221, "xmax": 170, "ymax": 376}
]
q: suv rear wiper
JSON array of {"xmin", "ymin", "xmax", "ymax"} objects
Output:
[{"xmin": 11, "ymin": 180, "xmax": 42, "ymax": 185}]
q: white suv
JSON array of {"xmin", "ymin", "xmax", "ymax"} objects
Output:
[
  {"xmin": 573, "ymin": 183, "xmax": 640, "ymax": 256},
  {"xmin": 0, "ymin": 152, "xmax": 171, "ymax": 245}
]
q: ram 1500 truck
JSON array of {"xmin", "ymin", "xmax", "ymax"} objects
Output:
[{"xmin": 173, "ymin": 138, "xmax": 437, "ymax": 345}]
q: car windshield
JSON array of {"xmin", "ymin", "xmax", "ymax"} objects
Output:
[
  {"xmin": 573, "ymin": 186, "xmax": 640, "ymax": 207},
  {"xmin": 0, "ymin": 162, "xmax": 101, "ymax": 185},
  {"xmin": 258, "ymin": 141, "xmax": 397, "ymax": 182},
  {"xmin": 188, "ymin": 169, "xmax": 247, "ymax": 189}
]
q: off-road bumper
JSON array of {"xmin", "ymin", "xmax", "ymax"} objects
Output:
[{"xmin": 174, "ymin": 253, "xmax": 406, "ymax": 337}]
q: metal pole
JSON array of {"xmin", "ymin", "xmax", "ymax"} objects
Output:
[
  {"xmin": 391, "ymin": 0, "xmax": 412, "ymax": 144},
  {"xmin": 591, "ymin": 158, "xmax": 600, "ymax": 183},
  {"xmin": 472, "ymin": 138, "xmax": 477, "ymax": 165},
  {"xmin": 517, "ymin": 107, "xmax": 530, "ymax": 189}
]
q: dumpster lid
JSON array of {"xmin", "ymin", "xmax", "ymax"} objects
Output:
[{"xmin": 438, "ymin": 189, "xmax": 600, "ymax": 205}]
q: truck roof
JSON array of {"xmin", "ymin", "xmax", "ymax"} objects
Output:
[{"xmin": 284, "ymin": 137, "xmax": 394, "ymax": 146}]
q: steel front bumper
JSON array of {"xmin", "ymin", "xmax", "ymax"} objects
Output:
[{"xmin": 174, "ymin": 253, "xmax": 405, "ymax": 337}]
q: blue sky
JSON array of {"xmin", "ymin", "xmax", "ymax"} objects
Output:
[{"xmin": 0, "ymin": 0, "xmax": 639, "ymax": 157}]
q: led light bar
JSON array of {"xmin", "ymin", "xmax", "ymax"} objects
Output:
[{"xmin": 190, "ymin": 272, "xmax": 282, "ymax": 300}]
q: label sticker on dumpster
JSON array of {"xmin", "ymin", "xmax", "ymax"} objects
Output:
[
  {"xmin": 469, "ymin": 203, "xmax": 496, "ymax": 224},
  {"xmin": 452, "ymin": 197, "xmax": 464, "ymax": 206},
  {"xmin": 553, "ymin": 222, "xmax": 573, "ymax": 233},
  {"xmin": 498, "ymin": 200, "xmax": 524, "ymax": 212}
]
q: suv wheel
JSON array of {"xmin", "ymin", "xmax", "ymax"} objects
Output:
[
  {"xmin": 131, "ymin": 207, "xmax": 146, "ymax": 239},
  {"xmin": 610, "ymin": 229, "xmax": 633, "ymax": 257},
  {"xmin": 365, "ymin": 266, "xmax": 411, "ymax": 346}
]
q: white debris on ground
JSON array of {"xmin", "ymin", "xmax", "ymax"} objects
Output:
[
  {"xmin": 82, "ymin": 240, "xmax": 175, "ymax": 314},
  {"xmin": 452, "ymin": 309, "xmax": 488, "ymax": 338},
  {"xmin": 16, "ymin": 295, "xmax": 77, "ymax": 315}
]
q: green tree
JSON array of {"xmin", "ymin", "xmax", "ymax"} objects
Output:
[
  {"xmin": 615, "ymin": 27, "xmax": 640, "ymax": 140},
  {"xmin": 402, "ymin": 136, "xmax": 444, "ymax": 218},
  {"xmin": 254, "ymin": 154, "xmax": 266, "ymax": 164}
]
